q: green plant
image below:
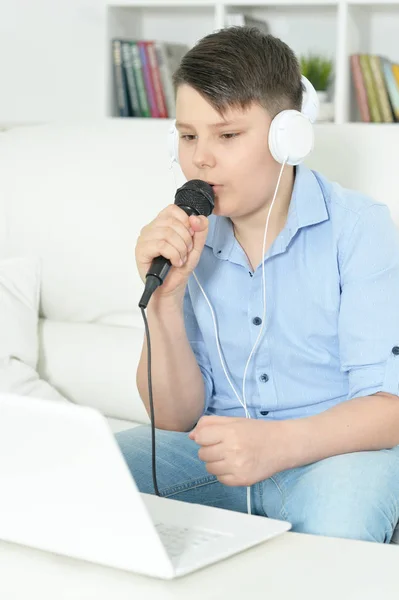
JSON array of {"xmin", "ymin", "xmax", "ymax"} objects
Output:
[{"xmin": 300, "ymin": 53, "xmax": 333, "ymax": 91}]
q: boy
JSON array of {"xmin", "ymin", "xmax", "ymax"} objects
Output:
[{"xmin": 116, "ymin": 27, "xmax": 399, "ymax": 542}]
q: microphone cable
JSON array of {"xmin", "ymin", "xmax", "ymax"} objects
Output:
[
  {"xmin": 138, "ymin": 180, "xmax": 214, "ymax": 497},
  {"xmin": 140, "ymin": 306, "xmax": 160, "ymax": 496}
]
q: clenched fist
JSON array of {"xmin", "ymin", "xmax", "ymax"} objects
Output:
[{"xmin": 135, "ymin": 204, "xmax": 209, "ymax": 301}]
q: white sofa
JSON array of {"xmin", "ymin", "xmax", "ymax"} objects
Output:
[{"xmin": 0, "ymin": 120, "xmax": 398, "ymax": 543}]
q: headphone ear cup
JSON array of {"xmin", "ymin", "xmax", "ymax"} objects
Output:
[
  {"xmin": 268, "ymin": 110, "xmax": 314, "ymax": 166},
  {"xmin": 168, "ymin": 122, "xmax": 179, "ymax": 165}
]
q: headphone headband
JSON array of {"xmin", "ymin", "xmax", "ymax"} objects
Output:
[{"xmin": 300, "ymin": 75, "xmax": 319, "ymax": 124}]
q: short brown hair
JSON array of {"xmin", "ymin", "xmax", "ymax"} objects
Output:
[{"xmin": 173, "ymin": 26, "xmax": 303, "ymax": 118}]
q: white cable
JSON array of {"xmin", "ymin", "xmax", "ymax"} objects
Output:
[
  {"xmin": 192, "ymin": 160, "xmax": 287, "ymax": 516},
  {"xmin": 173, "ymin": 160, "xmax": 287, "ymax": 515},
  {"xmin": 241, "ymin": 160, "xmax": 286, "ymax": 515},
  {"xmin": 192, "ymin": 273, "xmax": 249, "ymax": 417},
  {"xmin": 241, "ymin": 161, "xmax": 287, "ymax": 414}
]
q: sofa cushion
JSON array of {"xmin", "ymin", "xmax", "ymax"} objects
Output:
[
  {"xmin": 0, "ymin": 255, "xmax": 69, "ymax": 403},
  {"xmin": 0, "ymin": 120, "xmax": 174, "ymax": 325},
  {"xmin": 0, "ymin": 256, "xmax": 40, "ymax": 369},
  {"xmin": 38, "ymin": 318, "xmax": 150, "ymax": 425}
]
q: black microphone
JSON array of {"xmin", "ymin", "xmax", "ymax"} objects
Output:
[{"xmin": 139, "ymin": 179, "xmax": 215, "ymax": 309}]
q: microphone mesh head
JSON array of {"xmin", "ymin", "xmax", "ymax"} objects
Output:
[{"xmin": 174, "ymin": 180, "xmax": 215, "ymax": 217}]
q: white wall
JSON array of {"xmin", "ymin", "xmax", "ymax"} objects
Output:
[{"xmin": 0, "ymin": 0, "xmax": 107, "ymax": 123}]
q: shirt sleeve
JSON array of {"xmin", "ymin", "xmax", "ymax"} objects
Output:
[
  {"xmin": 338, "ymin": 203, "xmax": 399, "ymax": 399},
  {"xmin": 183, "ymin": 283, "xmax": 214, "ymax": 414}
]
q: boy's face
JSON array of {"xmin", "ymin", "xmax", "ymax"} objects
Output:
[{"xmin": 175, "ymin": 84, "xmax": 283, "ymax": 219}]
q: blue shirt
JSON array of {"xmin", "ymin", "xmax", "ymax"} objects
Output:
[{"xmin": 183, "ymin": 164, "xmax": 399, "ymax": 420}]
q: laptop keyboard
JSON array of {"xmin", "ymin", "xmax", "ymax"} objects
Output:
[{"xmin": 155, "ymin": 522, "xmax": 226, "ymax": 559}]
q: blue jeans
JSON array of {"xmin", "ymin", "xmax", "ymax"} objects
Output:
[{"xmin": 115, "ymin": 425, "xmax": 399, "ymax": 543}]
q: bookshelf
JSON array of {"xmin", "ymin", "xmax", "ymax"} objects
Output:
[{"xmin": 107, "ymin": 0, "xmax": 399, "ymax": 124}]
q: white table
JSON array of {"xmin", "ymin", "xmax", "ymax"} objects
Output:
[{"xmin": 0, "ymin": 531, "xmax": 398, "ymax": 600}]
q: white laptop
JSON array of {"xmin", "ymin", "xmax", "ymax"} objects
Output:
[{"xmin": 0, "ymin": 392, "xmax": 291, "ymax": 579}]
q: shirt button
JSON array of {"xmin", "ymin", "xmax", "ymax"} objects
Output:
[
  {"xmin": 252, "ymin": 317, "xmax": 262, "ymax": 326},
  {"xmin": 259, "ymin": 373, "xmax": 269, "ymax": 383},
  {"xmin": 392, "ymin": 346, "xmax": 399, "ymax": 356},
  {"xmin": 260, "ymin": 410, "xmax": 269, "ymax": 416}
]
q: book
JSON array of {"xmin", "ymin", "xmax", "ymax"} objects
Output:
[
  {"xmin": 380, "ymin": 57, "xmax": 399, "ymax": 122},
  {"xmin": 359, "ymin": 54, "xmax": 382, "ymax": 123},
  {"xmin": 392, "ymin": 64, "xmax": 399, "ymax": 91},
  {"xmin": 145, "ymin": 41, "xmax": 168, "ymax": 118},
  {"xmin": 137, "ymin": 41, "xmax": 159, "ymax": 117},
  {"xmin": 368, "ymin": 55, "xmax": 394, "ymax": 123},
  {"xmin": 112, "ymin": 39, "xmax": 130, "ymax": 117},
  {"xmin": 121, "ymin": 41, "xmax": 140, "ymax": 117},
  {"xmin": 350, "ymin": 54, "xmax": 371, "ymax": 123},
  {"xmin": 130, "ymin": 42, "xmax": 151, "ymax": 118}
]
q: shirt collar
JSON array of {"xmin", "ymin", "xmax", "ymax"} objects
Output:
[
  {"xmin": 286, "ymin": 164, "xmax": 329, "ymax": 232},
  {"xmin": 205, "ymin": 164, "xmax": 329, "ymax": 260}
]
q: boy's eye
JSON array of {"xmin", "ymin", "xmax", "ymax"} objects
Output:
[
  {"xmin": 221, "ymin": 133, "xmax": 239, "ymax": 140},
  {"xmin": 180, "ymin": 133, "xmax": 239, "ymax": 141}
]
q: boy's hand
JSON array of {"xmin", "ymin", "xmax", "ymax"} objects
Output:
[
  {"xmin": 189, "ymin": 415, "xmax": 294, "ymax": 486},
  {"xmin": 135, "ymin": 205, "xmax": 209, "ymax": 300}
]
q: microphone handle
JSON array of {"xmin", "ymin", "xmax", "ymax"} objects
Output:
[
  {"xmin": 138, "ymin": 205, "xmax": 200, "ymax": 309},
  {"xmin": 146, "ymin": 254, "xmax": 172, "ymax": 283}
]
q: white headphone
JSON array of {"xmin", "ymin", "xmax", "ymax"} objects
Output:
[{"xmin": 168, "ymin": 75, "xmax": 318, "ymax": 167}]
